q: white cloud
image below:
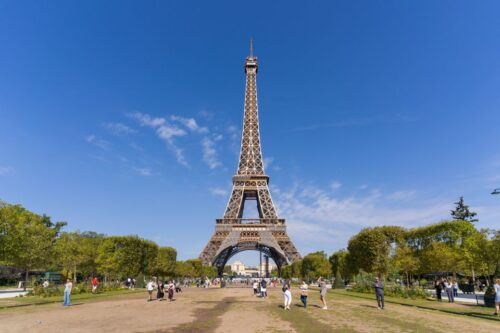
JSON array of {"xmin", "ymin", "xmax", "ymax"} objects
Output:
[
  {"xmin": 130, "ymin": 113, "xmax": 165, "ymax": 127},
  {"xmin": 202, "ymin": 137, "xmax": 222, "ymax": 169},
  {"xmin": 103, "ymin": 122, "xmax": 136, "ymax": 135},
  {"xmin": 171, "ymin": 115, "xmax": 208, "ymax": 134},
  {"xmin": 272, "ymin": 183, "xmax": 451, "ymax": 253},
  {"xmin": 263, "ymin": 157, "xmax": 274, "ymax": 170},
  {"xmin": 86, "ymin": 135, "xmax": 110, "ymax": 150},
  {"xmin": 136, "ymin": 168, "xmax": 152, "ymax": 177},
  {"xmin": 129, "ymin": 112, "xmax": 188, "ymax": 166},
  {"xmin": 386, "ymin": 190, "xmax": 417, "ymax": 201},
  {"xmin": 330, "ymin": 181, "xmax": 342, "ymax": 190},
  {"xmin": 0, "ymin": 166, "xmax": 13, "ymax": 176},
  {"xmin": 210, "ymin": 187, "xmax": 228, "ymax": 197}
]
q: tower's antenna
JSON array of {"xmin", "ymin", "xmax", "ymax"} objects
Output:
[{"xmin": 249, "ymin": 37, "xmax": 254, "ymax": 57}]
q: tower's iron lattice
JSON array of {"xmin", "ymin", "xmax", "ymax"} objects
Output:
[{"xmin": 199, "ymin": 42, "xmax": 301, "ymax": 276}]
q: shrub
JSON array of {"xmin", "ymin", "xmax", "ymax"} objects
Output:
[{"xmin": 348, "ymin": 273, "xmax": 429, "ymax": 299}]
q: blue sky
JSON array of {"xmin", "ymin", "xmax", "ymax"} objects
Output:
[{"xmin": 1, "ymin": 1, "xmax": 499, "ymax": 264}]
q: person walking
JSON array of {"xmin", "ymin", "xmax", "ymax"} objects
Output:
[
  {"xmin": 157, "ymin": 280, "xmax": 165, "ymax": 301},
  {"xmin": 260, "ymin": 278, "xmax": 268, "ymax": 298},
  {"xmin": 167, "ymin": 281, "xmax": 175, "ymax": 301},
  {"xmin": 435, "ymin": 279, "xmax": 443, "ymax": 301},
  {"xmin": 63, "ymin": 279, "xmax": 73, "ymax": 306},
  {"xmin": 146, "ymin": 279, "xmax": 155, "ymax": 302},
  {"xmin": 318, "ymin": 277, "xmax": 328, "ymax": 310},
  {"xmin": 300, "ymin": 280, "xmax": 308, "ymax": 308},
  {"xmin": 282, "ymin": 280, "xmax": 292, "ymax": 310},
  {"xmin": 374, "ymin": 277, "xmax": 385, "ymax": 310},
  {"xmin": 91, "ymin": 277, "xmax": 99, "ymax": 294},
  {"xmin": 494, "ymin": 278, "xmax": 500, "ymax": 316}
]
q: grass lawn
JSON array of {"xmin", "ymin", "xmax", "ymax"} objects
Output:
[
  {"xmin": 330, "ymin": 288, "xmax": 498, "ymax": 321},
  {"xmin": 0, "ymin": 288, "xmax": 144, "ymax": 310},
  {"xmin": 265, "ymin": 288, "xmax": 499, "ymax": 333}
]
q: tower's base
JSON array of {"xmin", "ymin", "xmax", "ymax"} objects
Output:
[{"xmin": 200, "ymin": 219, "xmax": 301, "ymax": 276}]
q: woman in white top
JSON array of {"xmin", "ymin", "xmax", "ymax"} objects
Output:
[
  {"xmin": 283, "ymin": 280, "xmax": 292, "ymax": 310},
  {"xmin": 300, "ymin": 281, "xmax": 308, "ymax": 308},
  {"xmin": 63, "ymin": 279, "xmax": 73, "ymax": 306}
]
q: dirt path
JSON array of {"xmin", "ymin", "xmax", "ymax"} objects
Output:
[{"xmin": 0, "ymin": 287, "xmax": 498, "ymax": 333}]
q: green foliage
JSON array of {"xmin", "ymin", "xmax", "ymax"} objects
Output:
[
  {"xmin": 329, "ymin": 249, "xmax": 349, "ymax": 280},
  {"xmin": 0, "ymin": 205, "xmax": 64, "ymax": 287},
  {"xmin": 350, "ymin": 273, "xmax": 428, "ymax": 299},
  {"xmin": 54, "ymin": 231, "xmax": 104, "ymax": 280},
  {"xmin": 450, "ymin": 196, "xmax": 478, "ymax": 223},
  {"xmin": 347, "ymin": 227, "xmax": 405, "ymax": 277},
  {"xmin": 174, "ymin": 259, "xmax": 210, "ymax": 278},
  {"xmin": 30, "ymin": 281, "xmax": 123, "ymax": 297},
  {"xmin": 96, "ymin": 236, "xmax": 155, "ymax": 280},
  {"xmin": 405, "ymin": 220, "xmax": 477, "ymax": 250},
  {"xmin": 301, "ymin": 251, "xmax": 331, "ymax": 280},
  {"xmin": 151, "ymin": 247, "xmax": 177, "ymax": 277}
]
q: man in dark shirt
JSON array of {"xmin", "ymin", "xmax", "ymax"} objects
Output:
[
  {"xmin": 260, "ymin": 279, "xmax": 267, "ymax": 298},
  {"xmin": 374, "ymin": 277, "xmax": 384, "ymax": 309}
]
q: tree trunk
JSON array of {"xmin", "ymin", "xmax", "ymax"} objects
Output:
[{"xmin": 24, "ymin": 269, "xmax": 28, "ymax": 291}]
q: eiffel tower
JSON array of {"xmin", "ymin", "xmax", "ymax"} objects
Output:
[{"xmin": 200, "ymin": 41, "xmax": 301, "ymax": 276}]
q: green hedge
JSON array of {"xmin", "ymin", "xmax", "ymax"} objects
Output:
[
  {"xmin": 349, "ymin": 274, "xmax": 429, "ymax": 299},
  {"xmin": 29, "ymin": 281, "xmax": 124, "ymax": 298}
]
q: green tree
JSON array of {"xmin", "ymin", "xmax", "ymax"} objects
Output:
[
  {"xmin": 417, "ymin": 242, "xmax": 461, "ymax": 274},
  {"xmin": 301, "ymin": 251, "xmax": 331, "ymax": 280},
  {"xmin": 223, "ymin": 265, "xmax": 232, "ymax": 276},
  {"xmin": 96, "ymin": 236, "xmax": 145, "ymax": 280},
  {"xmin": 391, "ymin": 245, "xmax": 419, "ymax": 284},
  {"xmin": 151, "ymin": 246, "xmax": 177, "ymax": 278},
  {"xmin": 347, "ymin": 226, "xmax": 405, "ymax": 278},
  {"xmin": 54, "ymin": 232, "xmax": 85, "ymax": 281},
  {"xmin": 0, "ymin": 205, "xmax": 63, "ymax": 289},
  {"xmin": 450, "ymin": 196, "xmax": 478, "ymax": 223},
  {"xmin": 329, "ymin": 250, "xmax": 349, "ymax": 280}
]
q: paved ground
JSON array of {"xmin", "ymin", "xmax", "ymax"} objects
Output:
[{"xmin": 0, "ymin": 287, "xmax": 498, "ymax": 332}]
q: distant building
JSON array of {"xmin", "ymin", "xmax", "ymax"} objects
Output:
[
  {"xmin": 229, "ymin": 260, "xmax": 275, "ymax": 277},
  {"xmin": 230, "ymin": 260, "xmax": 246, "ymax": 275}
]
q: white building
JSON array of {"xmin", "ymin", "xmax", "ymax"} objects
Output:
[
  {"xmin": 229, "ymin": 260, "xmax": 275, "ymax": 277},
  {"xmin": 230, "ymin": 260, "xmax": 246, "ymax": 275}
]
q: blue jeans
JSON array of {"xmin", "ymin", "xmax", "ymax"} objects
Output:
[{"xmin": 63, "ymin": 291, "xmax": 71, "ymax": 306}]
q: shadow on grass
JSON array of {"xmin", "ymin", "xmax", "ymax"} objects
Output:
[{"xmin": 336, "ymin": 291, "xmax": 499, "ymax": 322}]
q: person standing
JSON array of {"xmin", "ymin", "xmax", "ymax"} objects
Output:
[
  {"xmin": 146, "ymin": 279, "xmax": 155, "ymax": 302},
  {"xmin": 444, "ymin": 279, "xmax": 454, "ymax": 303},
  {"xmin": 167, "ymin": 281, "xmax": 175, "ymax": 301},
  {"xmin": 91, "ymin": 277, "xmax": 99, "ymax": 294},
  {"xmin": 260, "ymin": 279, "xmax": 268, "ymax": 298},
  {"xmin": 253, "ymin": 280, "xmax": 259, "ymax": 296},
  {"xmin": 300, "ymin": 280, "xmax": 308, "ymax": 308},
  {"xmin": 435, "ymin": 279, "xmax": 443, "ymax": 301},
  {"xmin": 63, "ymin": 279, "xmax": 73, "ymax": 306},
  {"xmin": 374, "ymin": 277, "xmax": 385, "ymax": 310},
  {"xmin": 453, "ymin": 280, "xmax": 458, "ymax": 298},
  {"xmin": 318, "ymin": 277, "xmax": 328, "ymax": 310},
  {"xmin": 282, "ymin": 280, "xmax": 292, "ymax": 310},
  {"xmin": 494, "ymin": 278, "xmax": 500, "ymax": 316}
]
